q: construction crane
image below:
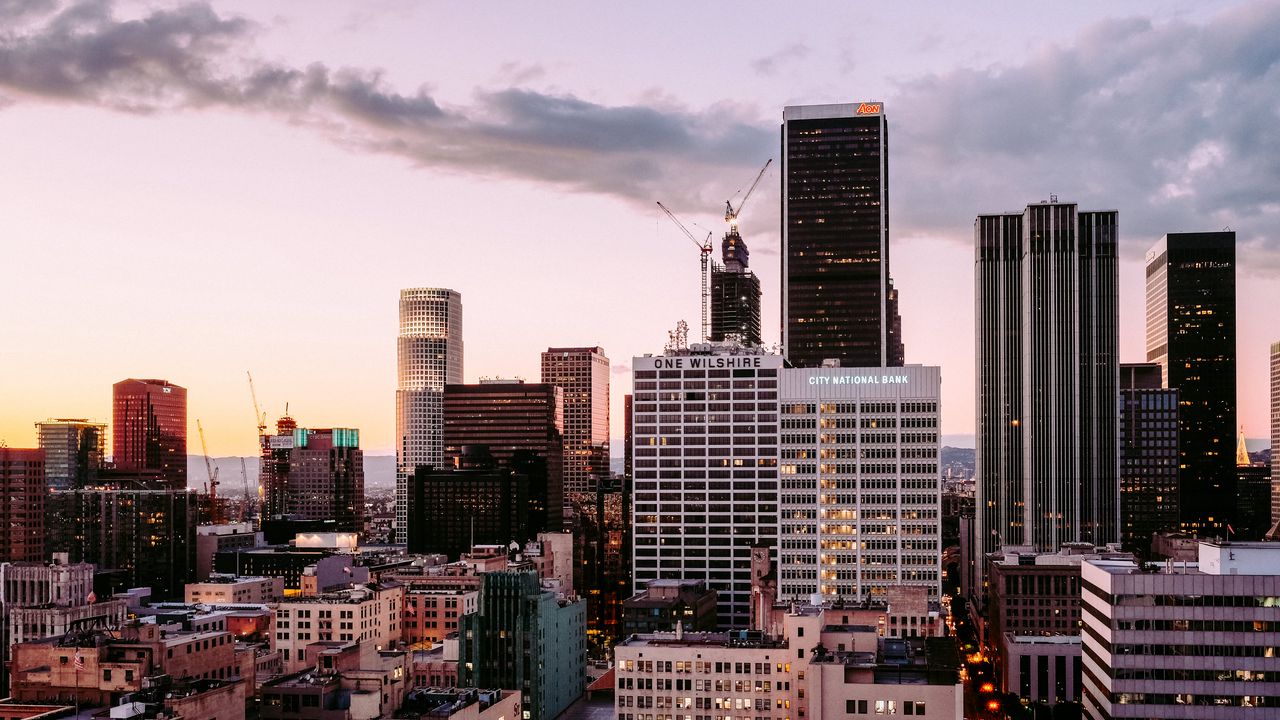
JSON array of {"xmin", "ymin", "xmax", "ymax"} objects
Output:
[
  {"xmin": 656, "ymin": 201, "xmax": 714, "ymax": 342},
  {"xmin": 247, "ymin": 371, "xmax": 267, "ymax": 442},
  {"xmin": 196, "ymin": 419, "xmax": 222, "ymax": 524},
  {"xmin": 724, "ymin": 159, "xmax": 772, "ymax": 231},
  {"xmin": 240, "ymin": 457, "xmax": 251, "ymax": 523}
]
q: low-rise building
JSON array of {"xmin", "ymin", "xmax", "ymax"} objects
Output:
[
  {"xmin": 1001, "ymin": 635, "xmax": 1082, "ymax": 706},
  {"xmin": 397, "ymin": 687, "xmax": 519, "ymax": 720},
  {"xmin": 404, "ymin": 589, "xmax": 477, "ymax": 647},
  {"xmin": 1081, "ymin": 541, "xmax": 1280, "ymax": 719},
  {"xmin": 614, "ymin": 607, "xmax": 963, "ymax": 720},
  {"xmin": 10, "ymin": 622, "xmax": 241, "ymax": 707},
  {"xmin": 621, "ymin": 579, "xmax": 717, "ymax": 636},
  {"xmin": 196, "ymin": 523, "xmax": 265, "ymax": 580},
  {"xmin": 185, "ymin": 575, "xmax": 284, "ymax": 604},
  {"xmin": 261, "ymin": 641, "xmax": 407, "ymax": 720},
  {"xmin": 410, "ymin": 638, "xmax": 459, "ymax": 690},
  {"xmin": 275, "ymin": 582, "xmax": 403, "ymax": 673}
]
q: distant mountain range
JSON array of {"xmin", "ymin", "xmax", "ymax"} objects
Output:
[{"xmin": 186, "ymin": 455, "xmax": 397, "ymax": 492}]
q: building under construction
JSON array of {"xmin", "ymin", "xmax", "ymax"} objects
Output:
[{"xmin": 710, "ymin": 226, "xmax": 762, "ymax": 345}]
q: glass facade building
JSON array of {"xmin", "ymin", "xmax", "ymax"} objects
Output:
[
  {"xmin": 35, "ymin": 418, "xmax": 105, "ymax": 489},
  {"xmin": 975, "ymin": 203, "xmax": 1120, "ymax": 577},
  {"xmin": 541, "ymin": 347, "xmax": 610, "ymax": 494},
  {"xmin": 0, "ymin": 447, "xmax": 45, "ymax": 563},
  {"xmin": 1145, "ymin": 232, "xmax": 1236, "ymax": 534},
  {"xmin": 709, "ymin": 228, "xmax": 762, "ymax": 345},
  {"xmin": 111, "ymin": 378, "xmax": 187, "ymax": 490},
  {"xmin": 781, "ymin": 102, "xmax": 904, "ymax": 368},
  {"xmin": 1118, "ymin": 363, "xmax": 1179, "ymax": 552},
  {"xmin": 443, "ymin": 380, "xmax": 564, "ymax": 531},
  {"xmin": 396, "ymin": 288, "xmax": 463, "ymax": 542}
]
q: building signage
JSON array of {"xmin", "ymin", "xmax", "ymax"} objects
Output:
[
  {"xmin": 807, "ymin": 374, "xmax": 908, "ymax": 386},
  {"xmin": 268, "ymin": 436, "xmax": 295, "ymax": 449},
  {"xmin": 856, "ymin": 102, "xmax": 882, "ymax": 115},
  {"xmin": 652, "ymin": 356, "xmax": 764, "ymax": 369}
]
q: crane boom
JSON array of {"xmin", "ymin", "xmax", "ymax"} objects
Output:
[
  {"xmin": 656, "ymin": 201, "xmax": 714, "ymax": 343},
  {"xmin": 725, "ymin": 159, "xmax": 773, "ymax": 229},
  {"xmin": 197, "ymin": 419, "xmax": 221, "ymax": 523}
]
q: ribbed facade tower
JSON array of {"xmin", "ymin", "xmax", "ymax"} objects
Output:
[
  {"xmin": 975, "ymin": 202, "xmax": 1120, "ymax": 574},
  {"xmin": 396, "ymin": 288, "xmax": 463, "ymax": 542}
]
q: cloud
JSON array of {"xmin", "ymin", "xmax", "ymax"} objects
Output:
[
  {"xmin": 1, "ymin": 2, "xmax": 1278, "ymax": 271},
  {"xmin": 889, "ymin": 4, "xmax": 1280, "ymax": 269},
  {"xmin": 751, "ymin": 43, "xmax": 810, "ymax": 76},
  {"xmin": 610, "ymin": 362, "xmax": 631, "ymax": 376},
  {"xmin": 494, "ymin": 61, "xmax": 545, "ymax": 85},
  {"xmin": 0, "ymin": 1, "xmax": 769, "ymax": 213}
]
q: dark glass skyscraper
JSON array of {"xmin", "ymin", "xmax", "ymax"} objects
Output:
[
  {"xmin": 112, "ymin": 378, "xmax": 187, "ymax": 489},
  {"xmin": 781, "ymin": 102, "xmax": 904, "ymax": 368},
  {"xmin": 541, "ymin": 347, "xmax": 609, "ymax": 494},
  {"xmin": 975, "ymin": 202, "xmax": 1119, "ymax": 569},
  {"xmin": 0, "ymin": 448, "xmax": 45, "ymax": 563},
  {"xmin": 443, "ymin": 380, "xmax": 564, "ymax": 531},
  {"xmin": 1145, "ymin": 232, "xmax": 1236, "ymax": 534},
  {"xmin": 1119, "ymin": 363, "xmax": 1179, "ymax": 553}
]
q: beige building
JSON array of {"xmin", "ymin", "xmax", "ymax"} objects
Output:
[
  {"xmin": 275, "ymin": 582, "xmax": 403, "ymax": 672},
  {"xmin": 185, "ymin": 575, "xmax": 284, "ymax": 604},
  {"xmin": 615, "ymin": 605, "xmax": 962, "ymax": 720}
]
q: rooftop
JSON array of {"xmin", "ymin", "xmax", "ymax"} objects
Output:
[
  {"xmin": 398, "ymin": 688, "xmax": 509, "ymax": 719},
  {"xmin": 621, "ymin": 630, "xmax": 786, "ymax": 649}
]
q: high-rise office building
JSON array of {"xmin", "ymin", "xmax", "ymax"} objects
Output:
[
  {"xmin": 777, "ymin": 366, "xmax": 943, "ymax": 602},
  {"xmin": 287, "ymin": 427, "xmax": 364, "ymax": 533},
  {"xmin": 975, "ymin": 202, "xmax": 1119, "ymax": 571},
  {"xmin": 781, "ymin": 102, "xmax": 904, "ymax": 368},
  {"xmin": 444, "ymin": 380, "xmax": 564, "ymax": 531},
  {"xmin": 0, "ymin": 448, "xmax": 45, "ymax": 563},
  {"xmin": 1272, "ymin": 341, "xmax": 1280, "ymax": 530},
  {"xmin": 541, "ymin": 347, "xmax": 609, "ymax": 494},
  {"xmin": 396, "ymin": 288, "xmax": 463, "ymax": 542},
  {"xmin": 1145, "ymin": 232, "xmax": 1236, "ymax": 534},
  {"xmin": 261, "ymin": 414, "xmax": 299, "ymax": 522},
  {"xmin": 709, "ymin": 228, "xmax": 762, "ymax": 345},
  {"xmin": 112, "ymin": 378, "xmax": 187, "ymax": 489},
  {"xmin": 631, "ymin": 345, "xmax": 782, "ymax": 627},
  {"xmin": 35, "ymin": 418, "xmax": 105, "ymax": 489},
  {"xmin": 1118, "ymin": 363, "xmax": 1179, "ymax": 552},
  {"xmin": 46, "ymin": 487, "xmax": 198, "ymax": 599},
  {"xmin": 406, "ymin": 447, "xmax": 529, "ymax": 559}
]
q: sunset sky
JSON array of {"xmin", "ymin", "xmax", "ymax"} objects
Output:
[{"xmin": 1, "ymin": 0, "xmax": 1277, "ymax": 456}]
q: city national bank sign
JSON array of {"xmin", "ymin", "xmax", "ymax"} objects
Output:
[{"xmin": 808, "ymin": 374, "xmax": 909, "ymax": 386}]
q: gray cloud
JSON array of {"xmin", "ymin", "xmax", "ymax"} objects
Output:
[
  {"xmin": 1, "ymin": 2, "xmax": 1278, "ymax": 271},
  {"xmin": 890, "ymin": 4, "xmax": 1280, "ymax": 270},
  {"xmin": 751, "ymin": 43, "xmax": 810, "ymax": 76}
]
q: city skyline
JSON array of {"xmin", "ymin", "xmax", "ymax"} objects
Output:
[{"xmin": 2, "ymin": 1, "xmax": 1279, "ymax": 456}]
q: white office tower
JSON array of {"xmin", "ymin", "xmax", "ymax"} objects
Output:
[
  {"xmin": 777, "ymin": 366, "xmax": 942, "ymax": 602},
  {"xmin": 631, "ymin": 342, "xmax": 782, "ymax": 628},
  {"xmin": 396, "ymin": 288, "xmax": 463, "ymax": 543},
  {"xmin": 1081, "ymin": 541, "xmax": 1280, "ymax": 719}
]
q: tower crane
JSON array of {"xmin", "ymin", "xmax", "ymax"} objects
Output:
[
  {"xmin": 724, "ymin": 159, "xmax": 773, "ymax": 231},
  {"xmin": 656, "ymin": 201, "xmax": 714, "ymax": 343},
  {"xmin": 197, "ymin": 419, "xmax": 222, "ymax": 524}
]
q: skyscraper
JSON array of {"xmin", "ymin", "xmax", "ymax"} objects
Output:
[
  {"xmin": 781, "ymin": 102, "xmax": 904, "ymax": 368},
  {"xmin": 975, "ymin": 202, "xmax": 1119, "ymax": 568},
  {"xmin": 0, "ymin": 448, "xmax": 45, "ymax": 562},
  {"xmin": 1272, "ymin": 341, "xmax": 1280, "ymax": 531},
  {"xmin": 443, "ymin": 380, "xmax": 564, "ymax": 531},
  {"xmin": 396, "ymin": 287, "xmax": 463, "ymax": 542},
  {"xmin": 1145, "ymin": 232, "xmax": 1236, "ymax": 534},
  {"xmin": 35, "ymin": 418, "xmax": 105, "ymax": 489},
  {"xmin": 631, "ymin": 345, "xmax": 782, "ymax": 627},
  {"xmin": 541, "ymin": 347, "xmax": 609, "ymax": 494},
  {"xmin": 709, "ymin": 228, "xmax": 762, "ymax": 345},
  {"xmin": 287, "ymin": 427, "xmax": 364, "ymax": 532},
  {"xmin": 112, "ymin": 378, "xmax": 187, "ymax": 489},
  {"xmin": 1118, "ymin": 363, "xmax": 1179, "ymax": 552},
  {"xmin": 777, "ymin": 366, "xmax": 943, "ymax": 602}
]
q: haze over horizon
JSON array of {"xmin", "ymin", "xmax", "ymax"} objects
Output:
[{"xmin": 2, "ymin": 1, "xmax": 1277, "ymax": 455}]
